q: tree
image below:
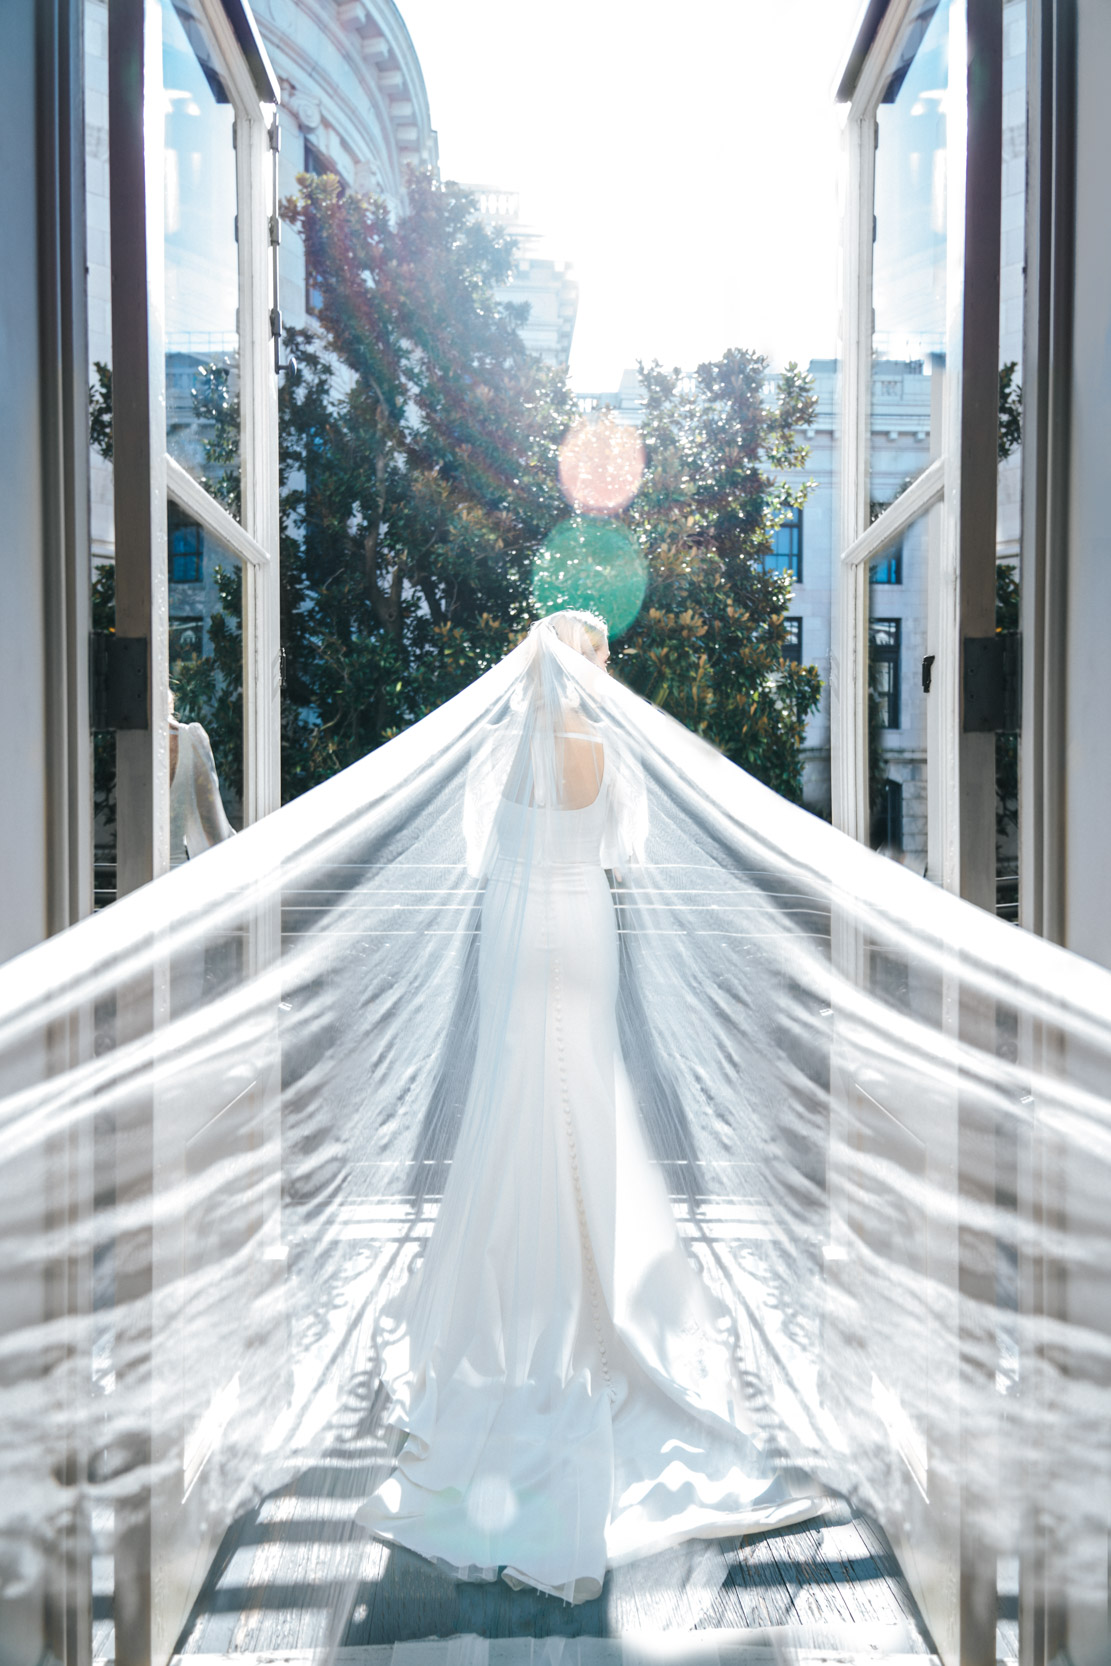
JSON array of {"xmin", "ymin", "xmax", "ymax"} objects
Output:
[
  {"xmin": 998, "ymin": 361, "xmax": 1022, "ymax": 462},
  {"xmin": 90, "ymin": 181, "xmax": 823, "ymax": 815},
  {"xmin": 277, "ymin": 171, "xmax": 574, "ymax": 796},
  {"xmin": 612, "ymin": 353, "xmax": 821, "ymax": 803}
]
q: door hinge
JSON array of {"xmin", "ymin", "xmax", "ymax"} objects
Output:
[
  {"xmin": 921, "ymin": 653, "xmax": 935, "ymax": 693},
  {"xmin": 269, "ymin": 306, "xmax": 283, "ymax": 340},
  {"xmin": 90, "ymin": 633, "xmax": 148, "ymax": 731},
  {"xmin": 963, "ymin": 632, "xmax": 1021, "ymax": 733}
]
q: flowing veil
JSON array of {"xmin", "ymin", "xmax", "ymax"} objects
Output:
[{"xmin": 2, "ymin": 620, "xmax": 1111, "ymax": 1656}]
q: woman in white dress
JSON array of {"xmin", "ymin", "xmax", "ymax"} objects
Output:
[
  {"xmin": 169, "ymin": 696, "xmax": 235, "ymax": 866},
  {"xmin": 356, "ymin": 611, "xmax": 822, "ymax": 1601}
]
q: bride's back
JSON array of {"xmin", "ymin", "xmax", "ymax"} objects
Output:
[{"xmin": 552, "ymin": 710, "xmax": 605, "ymax": 811}]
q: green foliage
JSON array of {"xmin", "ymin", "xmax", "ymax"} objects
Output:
[
  {"xmin": 995, "ymin": 560, "xmax": 1020, "ymax": 633},
  {"xmin": 90, "ymin": 361, "xmax": 113, "ymax": 462},
  {"xmin": 998, "ymin": 362, "xmax": 1022, "ymax": 462},
  {"xmin": 612, "ymin": 352, "xmax": 822, "ymax": 803},
  {"xmin": 276, "ymin": 171, "xmax": 573, "ymax": 796},
  {"xmin": 190, "ymin": 362, "xmax": 241, "ymax": 518}
]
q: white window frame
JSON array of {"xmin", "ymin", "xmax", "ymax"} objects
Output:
[
  {"xmin": 833, "ymin": 0, "xmax": 970, "ymax": 889},
  {"xmin": 165, "ymin": 0, "xmax": 281, "ymax": 832},
  {"xmin": 110, "ymin": 0, "xmax": 280, "ymax": 895}
]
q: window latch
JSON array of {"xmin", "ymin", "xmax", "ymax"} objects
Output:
[
  {"xmin": 90, "ymin": 633, "xmax": 148, "ymax": 731},
  {"xmin": 963, "ymin": 633, "xmax": 1022, "ymax": 733}
]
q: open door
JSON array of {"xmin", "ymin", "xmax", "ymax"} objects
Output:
[{"xmin": 105, "ymin": 1, "xmax": 283, "ymax": 1658}]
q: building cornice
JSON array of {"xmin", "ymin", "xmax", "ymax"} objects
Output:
[
  {"xmin": 835, "ymin": 0, "xmax": 893, "ymax": 102},
  {"xmin": 254, "ymin": 0, "xmax": 435, "ymax": 196}
]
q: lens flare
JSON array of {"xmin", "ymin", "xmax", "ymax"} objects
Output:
[
  {"xmin": 532, "ymin": 518, "xmax": 648, "ymax": 638},
  {"xmin": 558, "ymin": 414, "xmax": 645, "ymax": 515}
]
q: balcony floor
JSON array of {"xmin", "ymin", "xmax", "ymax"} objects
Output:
[{"xmin": 171, "ymin": 1476, "xmax": 936, "ymax": 1663}]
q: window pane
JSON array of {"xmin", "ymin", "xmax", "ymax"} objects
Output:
[
  {"xmin": 168, "ymin": 500, "xmax": 245, "ymax": 859},
  {"xmin": 867, "ymin": 511, "xmax": 930, "ymax": 869},
  {"xmin": 782, "ymin": 617, "xmax": 802, "ymax": 666},
  {"xmin": 870, "ymin": 546, "xmax": 903, "ymax": 584},
  {"xmin": 870, "ymin": 0, "xmax": 951, "ymax": 515},
  {"xmin": 763, "ymin": 507, "xmax": 802, "ymax": 580},
  {"xmin": 163, "ymin": 0, "xmax": 242, "ymax": 517}
]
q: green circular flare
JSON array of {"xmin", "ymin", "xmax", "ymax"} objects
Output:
[{"xmin": 531, "ymin": 518, "xmax": 648, "ymax": 638}]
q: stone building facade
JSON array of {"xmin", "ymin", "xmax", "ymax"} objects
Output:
[
  {"xmin": 254, "ymin": 0, "xmax": 437, "ymax": 336},
  {"xmin": 469, "ymin": 188, "xmax": 578, "ymax": 368}
]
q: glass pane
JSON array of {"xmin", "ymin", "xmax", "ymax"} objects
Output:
[
  {"xmin": 168, "ymin": 500, "xmax": 245, "ymax": 860},
  {"xmin": 870, "ymin": 0, "xmax": 951, "ymax": 515},
  {"xmin": 763, "ymin": 507, "xmax": 803, "ymax": 580},
  {"xmin": 162, "ymin": 0, "xmax": 242, "ymax": 517},
  {"xmin": 867, "ymin": 510, "xmax": 931, "ymax": 871}
]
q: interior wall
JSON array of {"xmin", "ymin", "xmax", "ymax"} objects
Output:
[
  {"xmin": 0, "ymin": 0, "xmax": 91, "ymax": 973},
  {"xmin": 0, "ymin": 10, "xmax": 92, "ymax": 1660},
  {"xmin": 0, "ymin": 2, "xmax": 51, "ymax": 969}
]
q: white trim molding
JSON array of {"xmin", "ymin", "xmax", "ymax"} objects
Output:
[{"xmin": 836, "ymin": 459, "xmax": 947, "ymax": 845}]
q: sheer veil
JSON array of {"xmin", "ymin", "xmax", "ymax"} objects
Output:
[{"xmin": 2, "ymin": 617, "xmax": 1111, "ymax": 1651}]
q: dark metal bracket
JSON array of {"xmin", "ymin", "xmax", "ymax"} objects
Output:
[
  {"xmin": 963, "ymin": 632, "xmax": 1022, "ymax": 733},
  {"xmin": 90, "ymin": 633, "xmax": 148, "ymax": 731}
]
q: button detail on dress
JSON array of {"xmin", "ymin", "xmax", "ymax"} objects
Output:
[{"xmin": 551, "ymin": 954, "xmax": 616, "ymax": 1404}]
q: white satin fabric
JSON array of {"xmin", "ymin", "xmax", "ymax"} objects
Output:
[
  {"xmin": 356, "ymin": 766, "xmax": 821, "ymax": 1600},
  {"xmin": 5, "ymin": 615, "xmax": 1111, "ymax": 1649},
  {"xmin": 168, "ymin": 720, "xmax": 235, "ymax": 864}
]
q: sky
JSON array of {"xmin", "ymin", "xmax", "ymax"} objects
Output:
[{"xmin": 398, "ymin": 0, "xmax": 863, "ymax": 391}]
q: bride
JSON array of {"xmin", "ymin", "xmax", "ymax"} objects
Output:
[{"xmin": 355, "ymin": 609, "xmax": 822, "ymax": 1602}]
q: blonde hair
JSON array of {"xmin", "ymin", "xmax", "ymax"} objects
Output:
[{"xmin": 539, "ymin": 609, "xmax": 609, "ymax": 664}]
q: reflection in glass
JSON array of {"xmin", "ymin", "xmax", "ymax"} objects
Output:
[
  {"xmin": 168, "ymin": 501, "xmax": 244, "ymax": 851},
  {"xmin": 867, "ymin": 512, "xmax": 930, "ymax": 868},
  {"xmin": 995, "ymin": 561, "xmax": 1020, "ymax": 920},
  {"xmin": 871, "ymin": 0, "xmax": 951, "ymax": 510},
  {"xmin": 163, "ymin": 0, "xmax": 241, "ymax": 515},
  {"xmin": 870, "ymin": 544, "xmax": 903, "ymax": 585}
]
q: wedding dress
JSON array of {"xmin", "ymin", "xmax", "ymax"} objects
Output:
[
  {"xmin": 168, "ymin": 718, "xmax": 235, "ymax": 865},
  {"xmin": 355, "ymin": 614, "xmax": 822, "ymax": 1600},
  {"xmin": 7, "ymin": 609, "xmax": 1111, "ymax": 1654}
]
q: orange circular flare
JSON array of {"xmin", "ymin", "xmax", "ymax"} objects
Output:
[{"xmin": 558, "ymin": 415, "xmax": 645, "ymax": 516}]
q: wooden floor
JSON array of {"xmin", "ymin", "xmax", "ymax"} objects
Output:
[{"xmin": 172, "ymin": 1460, "xmax": 936, "ymax": 1662}]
